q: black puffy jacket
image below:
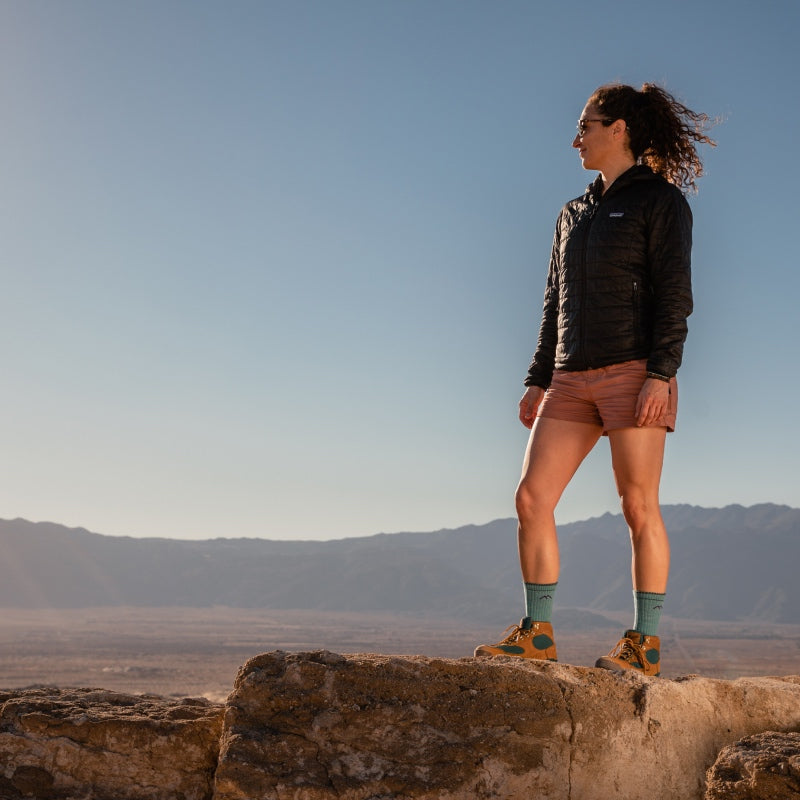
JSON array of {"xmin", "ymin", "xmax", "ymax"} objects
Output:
[{"xmin": 525, "ymin": 165, "xmax": 693, "ymax": 389}]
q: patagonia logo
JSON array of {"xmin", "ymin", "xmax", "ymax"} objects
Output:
[{"xmin": 609, "ymin": 211, "xmax": 625, "ymax": 218}]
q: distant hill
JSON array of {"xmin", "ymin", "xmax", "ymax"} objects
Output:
[{"xmin": 0, "ymin": 504, "xmax": 798, "ymax": 624}]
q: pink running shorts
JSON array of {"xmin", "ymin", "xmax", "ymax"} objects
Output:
[{"xmin": 536, "ymin": 359, "xmax": 678, "ymax": 434}]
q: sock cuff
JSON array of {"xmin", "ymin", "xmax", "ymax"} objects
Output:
[
  {"xmin": 633, "ymin": 590, "xmax": 665, "ymax": 637},
  {"xmin": 524, "ymin": 582, "xmax": 557, "ymax": 623}
]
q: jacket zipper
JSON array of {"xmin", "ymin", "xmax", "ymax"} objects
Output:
[{"xmin": 579, "ymin": 202, "xmax": 599, "ymax": 369}]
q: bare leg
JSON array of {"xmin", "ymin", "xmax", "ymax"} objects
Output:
[
  {"xmin": 608, "ymin": 427, "xmax": 669, "ymax": 593},
  {"xmin": 516, "ymin": 417, "xmax": 602, "ymax": 583}
]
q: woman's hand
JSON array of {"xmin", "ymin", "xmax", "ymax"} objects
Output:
[
  {"xmin": 635, "ymin": 378, "xmax": 670, "ymax": 427},
  {"xmin": 519, "ymin": 386, "xmax": 545, "ymax": 429}
]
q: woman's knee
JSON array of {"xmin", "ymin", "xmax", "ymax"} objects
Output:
[
  {"xmin": 515, "ymin": 480, "xmax": 556, "ymax": 521},
  {"xmin": 619, "ymin": 491, "xmax": 662, "ymax": 534}
]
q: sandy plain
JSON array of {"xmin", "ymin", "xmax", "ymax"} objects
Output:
[{"xmin": 0, "ymin": 607, "xmax": 798, "ymax": 702}]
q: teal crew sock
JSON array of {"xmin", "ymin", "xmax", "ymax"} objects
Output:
[
  {"xmin": 524, "ymin": 582, "xmax": 557, "ymax": 623},
  {"xmin": 633, "ymin": 591, "xmax": 666, "ymax": 637}
]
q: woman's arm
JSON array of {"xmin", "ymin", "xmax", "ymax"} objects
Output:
[{"xmin": 524, "ymin": 212, "xmax": 562, "ymax": 391}]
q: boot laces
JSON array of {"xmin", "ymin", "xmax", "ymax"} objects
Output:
[
  {"xmin": 497, "ymin": 623, "xmax": 533, "ymax": 646},
  {"xmin": 609, "ymin": 635, "xmax": 644, "ymax": 663}
]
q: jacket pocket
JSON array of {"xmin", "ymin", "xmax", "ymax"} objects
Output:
[
  {"xmin": 632, "ymin": 278, "xmax": 655, "ymax": 351},
  {"xmin": 632, "ymin": 280, "xmax": 642, "ymax": 348}
]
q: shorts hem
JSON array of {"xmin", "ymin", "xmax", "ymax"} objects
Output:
[{"xmin": 601, "ymin": 422, "xmax": 676, "ymax": 435}]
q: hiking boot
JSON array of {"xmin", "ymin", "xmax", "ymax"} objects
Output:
[
  {"xmin": 474, "ymin": 618, "xmax": 557, "ymax": 661},
  {"xmin": 595, "ymin": 630, "xmax": 661, "ymax": 676}
]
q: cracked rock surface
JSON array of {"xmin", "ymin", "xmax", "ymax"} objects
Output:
[
  {"xmin": 213, "ymin": 652, "xmax": 800, "ymax": 800},
  {"xmin": 705, "ymin": 731, "xmax": 800, "ymax": 799},
  {"xmin": 0, "ymin": 687, "xmax": 223, "ymax": 800}
]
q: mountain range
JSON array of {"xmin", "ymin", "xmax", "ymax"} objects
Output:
[{"xmin": 0, "ymin": 503, "xmax": 798, "ymax": 624}]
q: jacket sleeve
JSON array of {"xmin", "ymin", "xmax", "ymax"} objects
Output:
[
  {"xmin": 524, "ymin": 212, "xmax": 562, "ymax": 389},
  {"xmin": 646, "ymin": 188, "xmax": 694, "ymax": 378}
]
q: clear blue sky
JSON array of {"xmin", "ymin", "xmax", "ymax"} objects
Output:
[{"xmin": 1, "ymin": 0, "xmax": 797, "ymax": 540}]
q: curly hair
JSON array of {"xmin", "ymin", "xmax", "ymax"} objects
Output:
[{"xmin": 588, "ymin": 83, "xmax": 716, "ymax": 193}]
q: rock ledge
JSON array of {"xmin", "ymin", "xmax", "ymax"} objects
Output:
[{"xmin": 3, "ymin": 654, "xmax": 800, "ymax": 800}]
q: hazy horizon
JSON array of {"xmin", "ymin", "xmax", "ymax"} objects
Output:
[{"xmin": 2, "ymin": 500, "xmax": 796, "ymax": 543}]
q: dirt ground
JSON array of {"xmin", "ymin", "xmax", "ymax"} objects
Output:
[{"xmin": 0, "ymin": 607, "xmax": 798, "ymax": 702}]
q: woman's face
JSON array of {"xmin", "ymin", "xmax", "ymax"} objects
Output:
[{"xmin": 572, "ymin": 102, "xmax": 619, "ymax": 171}]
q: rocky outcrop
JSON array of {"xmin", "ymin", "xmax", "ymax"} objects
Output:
[
  {"xmin": 215, "ymin": 652, "xmax": 800, "ymax": 800},
  {"xmin": 0, "ymin": 688, "xmax": 223, "ymax": 800},
  {"xmin": 705, "ymin": 731, "xmax": 800, "ymax": 799},
  {"xmin": 3, "ymin": 655, "xmax": 800, "ymax": 800}
]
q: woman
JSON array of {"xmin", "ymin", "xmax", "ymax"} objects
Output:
[{"xmin": 475, "ymin": 83, "xmax": 714, "ymax": 676}]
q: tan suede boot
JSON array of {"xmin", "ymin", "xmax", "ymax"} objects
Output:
[
  {"xmin": 474, "ymin": 618, "xmax": 558, "ymax": 661},
  {"xmin": 595, "ymin": 630, "xmax": 661, "ymax": 676}
]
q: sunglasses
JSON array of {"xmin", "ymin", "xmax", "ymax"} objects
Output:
[{"xmin": 576, "ymin": 118, "xmax": 613, "ymax": 136}]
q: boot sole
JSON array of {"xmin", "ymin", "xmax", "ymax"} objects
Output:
[{"xmin": 595, "ymin": 657, "xmax": 659, "ymax": 676}]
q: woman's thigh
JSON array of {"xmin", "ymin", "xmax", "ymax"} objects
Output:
[
  {"xmin": 517, "ymin": 417, "xmax": 602, "ymax": 510},
  {"xmin": 607, "ymin": 426, "xmax": 667, "ymax": 501}
]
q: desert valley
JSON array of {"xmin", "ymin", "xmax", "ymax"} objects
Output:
[{"xmin": 2, "ymin": 606, "xmax": 799, "ymax": 702}]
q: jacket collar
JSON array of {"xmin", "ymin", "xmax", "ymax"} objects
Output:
[{"xmin": 586, "ymin": 164, "xmax": 657, "ymax": 204}]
